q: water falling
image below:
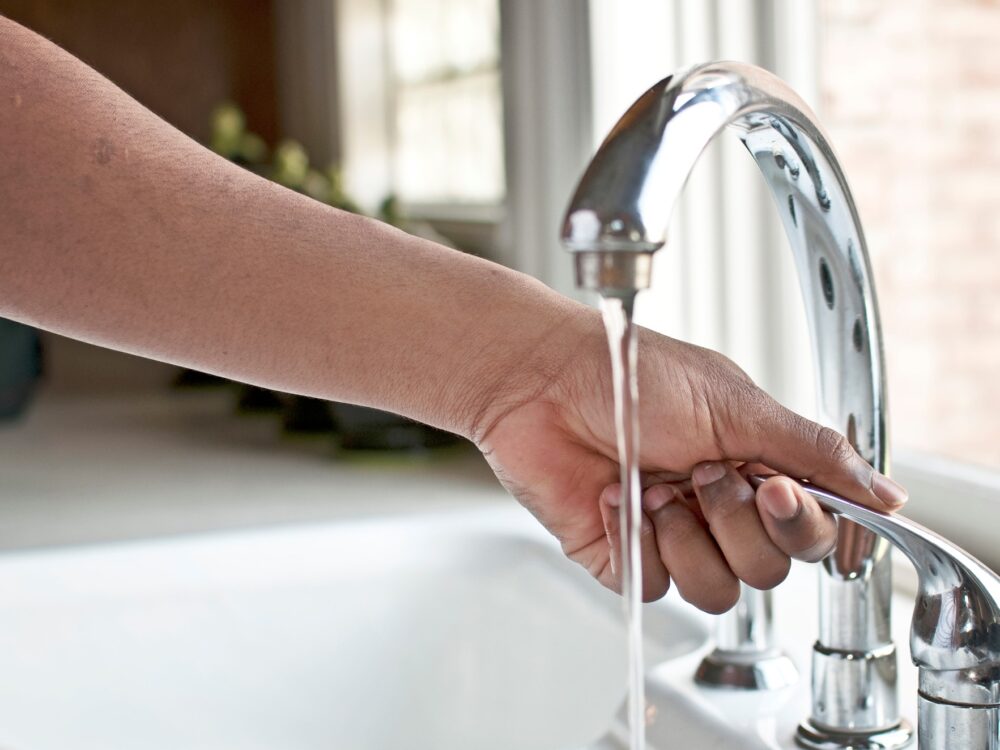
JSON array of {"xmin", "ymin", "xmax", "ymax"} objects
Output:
[{"xmin": 599, "ymin": 294, "xmax": 645, "ymax": 750}]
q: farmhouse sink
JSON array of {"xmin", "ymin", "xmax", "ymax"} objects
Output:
[{"xmin": 0, "ymin": 507, "xmax": 708, "ymax": 750}]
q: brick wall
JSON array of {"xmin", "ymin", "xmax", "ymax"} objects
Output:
[{"xmin": 818, "ymin": 0, "xmax": 1000, "ymax": 467}]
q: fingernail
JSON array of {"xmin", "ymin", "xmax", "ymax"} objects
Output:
[
  {"xmin": 642, "ymin": 486, "xmax": 672, "ymax": 513},
  {"xmin": 604, "ymin": 485, "xmax": 622, "ymax": 508},
  {"xmin": 872, "ymin": 472, "xmax": 908, "ymax": 507},
  {"xmin": 692, "ymin": 462, "xmax": 727, "ymax": 486},
  {"xmin": 761, "ymin": 482, "xmax": 800, "ymax": 521}
]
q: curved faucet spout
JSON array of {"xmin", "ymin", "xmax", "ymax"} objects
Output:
[
  {"xmin": 561, "ymin": 61, "xmax": 904, "ymax": 745},
  {"xmin": 560, "ymin": 60, "xmax": 887, "ymax": 487},
  {"xmin": 562, "ymin": 62, "xmax": 835, "ymax": 258}
]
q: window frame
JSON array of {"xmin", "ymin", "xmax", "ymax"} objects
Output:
[
  {"xmin": 893, "ymin": 451, "xmax": 1000, "ymax": 571},
  {"xmin": 385, "ymin": 1, "xmax": 506, "ymax": 212},
  {"xmin": 333, "ymin": 0, "xmax": 593, "ymax": 283},
  {"xmin": 334, "ymin": 0, "xmax": 508, "ymax": 254}
]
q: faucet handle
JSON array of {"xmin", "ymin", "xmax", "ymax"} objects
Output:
[{"xmin": 748, "ymin": 475, "xmax": 1000, "ymax": 677}]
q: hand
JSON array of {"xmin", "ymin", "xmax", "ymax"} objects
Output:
[{"xmin": 474, "ymin": 312, "xmax": 908, "ymax": 614}]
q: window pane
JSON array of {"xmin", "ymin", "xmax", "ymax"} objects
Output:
[
  {"xmin": 442, "ymin": 0, "xmax": 499, "ymax": 74},
  {"xmin": 395, "ymin": 71, "xmax": 504, "ymax": 204},
  {"xmin": 818, "ymin": 2, "xmax": 1000, "ymax": 468},
  {"xmin": 389, "ymin": 0, "xmax": 504, "ymax": 205},
  {"xmin": 390, "ymin": 0, "xmax": 447, "ymax": 84},
  {"xmin": 390, "ymin": 0, "xmax": 499, "ymax": 83}
]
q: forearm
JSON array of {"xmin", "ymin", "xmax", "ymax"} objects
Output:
[{"xmin": 0, "ymin": 17, "xmax": 592, "ymax": 436}]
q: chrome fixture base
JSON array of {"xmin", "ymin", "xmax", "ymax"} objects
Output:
[
  {"xmin": 795, "ymin": 718, "xmax": 914, "ymax": 750},
  {"xmin": 918, "ymin": 695, "xmax": 1000, "ymax": 750},
  {"xmin": 695, "ymin": 584, "xmax": 798, "ymax": 691},
  {"xmin": 751, "ymin": 474, "xmax": 1000, "ymax": 749},
  {"xmin": 695, "ymin": 648, "xmax": 798, "ymax": 691},
  {"xmin": 809, "ymin": 644, "xmax": 900, "ymax": 735}
]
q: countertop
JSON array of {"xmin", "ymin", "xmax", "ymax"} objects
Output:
[{"xmin": 0, "ymin": 390, "xmax": 509, "ymax": 551}]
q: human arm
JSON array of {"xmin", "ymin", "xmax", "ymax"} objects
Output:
[
  {"xmin": 0, "ymin": 16, "xmax": 907, "ymax": 611},
  {"xmin": 0, "ymin": 15, "xmax": 567, "ymax": 437}
]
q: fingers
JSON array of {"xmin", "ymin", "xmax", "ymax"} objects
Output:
[
  {"xmin": 754, "ymin": 474, "xmax": 838, "ymax": 562},
  {"xmin": 740, "ymin": 394, "xmax": 908, "ymax": 512},
  {"xmin": 599, "ymin": 485, "xmax": 671, "ymax": 602},
  {"xmin": 642, "ymin": 484, "xmax": 739, "ymax": 613},
  {"xmin": 690, "ymin": 462, "xmax": 791, "ymax": 589},
  {"xmin": 599, "ymin": 468, "xmax": 836, "ymax": 616}
]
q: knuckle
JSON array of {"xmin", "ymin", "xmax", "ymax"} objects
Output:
[
  {"xmin": 705, "ymin": 494, "xmax": 749, "ymax": 525},
  {"xmin": 690, "ymin": 348, "xmax": 763, "ymax": 451},
  {"xmin": 699, "ymin": 479, "xmax": 754, "ymax": 521},
  {"xmin": 723, "ymin": 376, "xmax": 765, "ymax": 421},
  {"xmin": 732, "ymin": 388, "xmax": 780, "ymax": 454},
  {"xmin": 651, "ymin": 505, "xmax": 700, "ymax": 548},
  {"xmin": 815, "ymin": 425, "xmax": 856, "ymax": 467}
]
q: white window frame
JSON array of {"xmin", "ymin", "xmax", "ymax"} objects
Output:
[
  {"xmin": 330, "ymin": 0, "xmax": 593, "ymax": 279},
  {"xmin": 385, "ymin": 2, "xmax": 506, "ymax": 215},
  {"xmin": 332, "ymin": 0, "xmax": 513, "ymax": 256}
]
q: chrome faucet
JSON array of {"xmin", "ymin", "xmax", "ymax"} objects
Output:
[
  {"xmin": 750, "ymin": 475, "xmax": 1000, "ymax": 749},
  {"xmin": 560, "ymin": 61, "xmax": 1000, "ymax": 748}
]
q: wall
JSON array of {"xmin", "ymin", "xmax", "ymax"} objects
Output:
[{"xmin": 818, "ymin": 0, "xmax": 1000, "ymax": 467}]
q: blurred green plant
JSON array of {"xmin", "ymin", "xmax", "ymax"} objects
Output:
[
  {"xmin": 378, "ymin": 194, "xmax": 402, "ymax": 227},
  {"xmin": 209, "ymin": 102, "xmax": 269, "ymax": 167},
  {"xmin": 209, "ymin": 102, "xmax": 364, "ymax": 214}
]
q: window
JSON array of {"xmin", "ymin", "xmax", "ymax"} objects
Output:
[
  {"xmin": 335, "ymin": 0, "xmax": 504, "ymax": 218},
  {"xmin": 388, "ymin": 0, "xmax": 505, "ymax": 207}
]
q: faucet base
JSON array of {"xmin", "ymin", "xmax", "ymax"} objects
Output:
[
  {"xmin": 918, "ymin": 695, "xmax": 999, "ymax": 750},
  {"xmin": 795, "ymin": 718, "xmax": 915, "ymax": 749},
  {"xmin": 694, "ymin": 648, "xmax": 798, "ymax": 691}
]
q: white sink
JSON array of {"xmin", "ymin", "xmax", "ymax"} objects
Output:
[
  {"xmin": 0, "ymin": 507, "xmax": 708, "ymax": 750},
  {"xmin": 0, "ymin": 396, "xmax": 928, "ymax": 748}
]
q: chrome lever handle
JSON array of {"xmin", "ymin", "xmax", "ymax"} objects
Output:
[{"xmin": 748, "ymin": 474, "xmax": 1000, "ymax": 676}]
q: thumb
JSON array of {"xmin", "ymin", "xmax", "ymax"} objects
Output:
[{"xmin": 735, "ymin": 393, "xmax": 907, "ymax": 511}]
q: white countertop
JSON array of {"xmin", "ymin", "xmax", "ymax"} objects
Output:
[{"xmin": 0, "ymin": 390, "xmax": 509, "ymax": 551}]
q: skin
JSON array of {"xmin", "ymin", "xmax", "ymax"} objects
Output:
[{"xmin": 0, "ymin": 17, "xmax": 908, "ymax": 613}]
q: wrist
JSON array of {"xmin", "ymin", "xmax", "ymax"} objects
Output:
[{"xmin": 455, "ymin": 277, "xmax": 604, "ymax": 445}]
